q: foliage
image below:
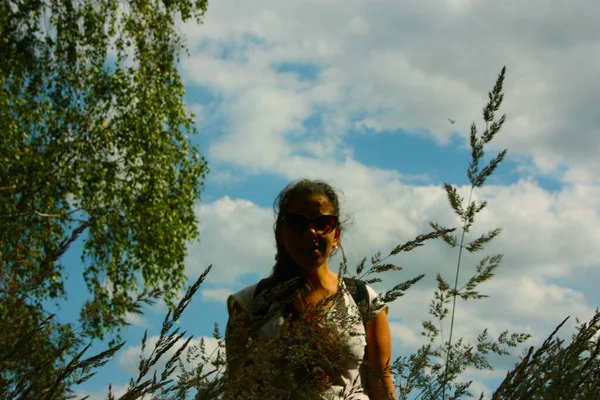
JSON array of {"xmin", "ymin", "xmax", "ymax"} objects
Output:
[
  {"xmin": 113, "ymin": 266, "xmax": 221, "ymax": 400},
  {"xmin": 0, "ymin": 0, "xmax": 208, "ymax": 396},
  {"xmin": 493, "ymin": 310, "xmax": 600, "ymax": 400}
]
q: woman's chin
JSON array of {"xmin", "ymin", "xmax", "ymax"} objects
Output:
[
  {"xmin": 292, "ymin": 250, "xmax": 330, "ymax": 271},
  {"xmin": 301, "ymin": 258, "xmax": 327, "ymax": 271}
]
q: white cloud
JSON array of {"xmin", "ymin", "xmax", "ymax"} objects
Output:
[
  {"xmin": 349, "ymin": 15, "xmax": 370, "ymax": 36},
  {"xmin": 209, "ymin": 87, "xmax": 311, "ymax": 170},
  {"xmin": 186, "ymin": 196, "xmax": 275, "ymax": 283},
  {"xmin": 202, "ymin": 288, "xmax": 233, "ymax": 303},
  {"xmin": 389, "ymin": 322, "xmax": 423, "ymax": 349},
  {"xmin": 461, "ymin": 368, "xmax": 507, "ymax": 398},
  {"xmin": 181, "ymin": 0, "xmax": 600, "ymax": 183},
  {"xmin": 125, "ymin": 312, "xmax": 149, "ymax": 328},
  {"xmin": 490, "ymin": 277, "xmax": 593, "ymax": 324}
]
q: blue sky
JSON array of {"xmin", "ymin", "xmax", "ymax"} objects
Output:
[{"xmin": 59, "ymin": 1, "xmax": 600, "ymax": 398}]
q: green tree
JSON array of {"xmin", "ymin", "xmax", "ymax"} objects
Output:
[{"xmin": 0, "ymin": 0, "xmax": 208, "ymax": 396}]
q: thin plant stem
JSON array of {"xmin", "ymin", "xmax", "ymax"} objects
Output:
[{"xmin": 442, "ymin": 186, "xmax": 474, "ymax": 400}]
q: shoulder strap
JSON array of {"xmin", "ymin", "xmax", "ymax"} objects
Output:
[
  {"xmin": 343, "ymin": 277, "xmax": 369, "ymax": 305},
  {"xmin": 252, "ymin": 277, "xmax": 275, "ymax": 321},
  {"xmin": 343, "ymin": 277, "xmax": 370, "ymax": 326},
  {"xmin": 354, "ymin": 278, "xmax": 370, "ymax": 310}
]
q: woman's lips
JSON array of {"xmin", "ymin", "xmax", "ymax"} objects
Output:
[{"xmin": 307, "ymin": 243, "xmax": 321, "ymax": 256}]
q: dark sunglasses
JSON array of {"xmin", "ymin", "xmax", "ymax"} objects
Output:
[{"xmin": 283, "ymin": 212, "xmax": 339, "ymax": 234}]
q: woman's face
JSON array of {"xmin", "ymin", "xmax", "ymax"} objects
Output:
[{"xmin": 279, "ymin": 194, "xmax": 341, "ymax": 271}]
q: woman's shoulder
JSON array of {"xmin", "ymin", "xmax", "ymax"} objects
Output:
[
  {"xmin": 362, "ymin": 282, "xmax": 388, "ymax": 316},
  {"xmin": 363, "ymin": 283, "xmax": 378, "ymax": 303},
  {"xmin": 227, "ymin": 282, "xmax": 260, "ymax": 316},
  {"xmin": 341, "ymin": 278, "xmax": 378, "ymax": 304},
  {"xmin": 347, "ymin": 279, "xmax": 387, "ymax": 316}
]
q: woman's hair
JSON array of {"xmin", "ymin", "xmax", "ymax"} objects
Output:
[{"xmin": 270, "ymin": 179, "xmax": 343, "ymax": 284}]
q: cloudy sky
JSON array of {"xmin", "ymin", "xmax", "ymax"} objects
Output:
[{"xmin": 72, "ymin": 0, "xmax": 600, "ymax": 398}]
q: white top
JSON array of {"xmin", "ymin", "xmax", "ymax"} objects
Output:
[{"xmin": 228, "ymin": 279, "xmax": 387, "ymax": 399}]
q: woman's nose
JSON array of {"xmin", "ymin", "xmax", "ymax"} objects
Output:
[{"xmin": 303, "ymin": 226, "xmax": 318, "ymax": 238}]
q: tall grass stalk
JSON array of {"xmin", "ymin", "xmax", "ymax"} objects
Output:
[{"xmin": 440, "ymin": 66, "xmax": 509, "ymax": 399}]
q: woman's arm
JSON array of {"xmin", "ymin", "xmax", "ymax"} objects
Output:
[{"xmin": 365, "ymin": 308, "xmax": 397, "ymax": 400}]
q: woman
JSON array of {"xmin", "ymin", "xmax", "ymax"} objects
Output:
[{"xmin": 225, "ymin": 179, "xmax": 397, "ymax": 399}]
